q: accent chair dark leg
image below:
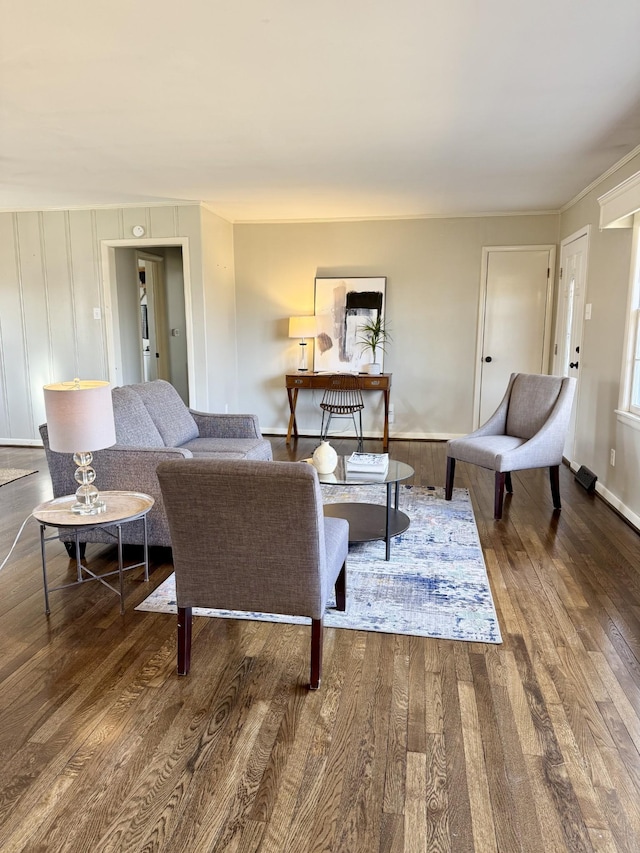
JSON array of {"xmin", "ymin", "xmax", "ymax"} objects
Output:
[
  {"xmin": 445, "ymin": 457, "xmax": 455, "ymax": 501},
  {"xmin": 505, "ymin": 471, "xmax": 513, "ymax": 493},
  {"xmin": 494, "ymin": 472, "xmax": 506, "ymax": 519},
  {"xmin": 335, "ymin": 563, "xmax": 347, "ymax": 612},
  {"xmin": 177, "ymin": 606, "xmax": 193, "ymax": 675},
  {"xmin": 549, "ymin": 465, "xmax": 561, "ymax": 509},
  {"xmin": 310, "ymin": 617, "xmax": 323, "ymax": 690}
]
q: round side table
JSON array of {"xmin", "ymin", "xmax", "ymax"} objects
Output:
[{"xmin": 32, "ymin": 490, "xmax": 154, "ymax": 615}]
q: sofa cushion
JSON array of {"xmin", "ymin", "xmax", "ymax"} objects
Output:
[
  {"xmin": 181, "ymin": 436, "xmax": 274, "ymax": 460},
  {"xmin": 112, "ymin": 386, "xmax": 164, "ymax": 447},
  {"xmin": 133, "ymin": 380, "xmax": 199, "ymax": 447}
]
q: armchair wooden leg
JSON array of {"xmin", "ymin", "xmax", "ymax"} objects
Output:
[
  {"xmin": 445, "ymin": 457, "xmax": 455, "ymax": 500},
  {"xmin": 310, "ymin": 618, "xmax": 323, "ymax": 690},
  {"xmin": 494, "ymin": 472, "xmax": 506, "ymax": 520},
  {"xmin": 335, "ymin": 562, "xmax": 347, "ymax": 612},
  {"xmin": 549, "ymin": 465, "xmax": 561, "ymax": 509},
  {"xmin": 177, "ymin": 606, "xmax": 193, "ymax": 676},
  {"xmin": 505, "ymin": 471, "xmax": 513, "ymax": 493}
]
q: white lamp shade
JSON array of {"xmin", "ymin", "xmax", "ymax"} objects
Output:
[
  {"xmin": 43, "ymin": 380, "xmax": 116, "ymax": 453},
  {"xmin": 289, "ymin": 316, "xmax": 317, "ymax": 339}
]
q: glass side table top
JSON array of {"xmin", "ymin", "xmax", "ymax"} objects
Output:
[{"xmin": 308, "ymin": 456, "xmax": 414, "ymax": 486}]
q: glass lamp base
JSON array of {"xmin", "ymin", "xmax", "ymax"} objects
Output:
[{"xmin": 72, "ymin": 499, "xmax": 107, "ymax": 515}]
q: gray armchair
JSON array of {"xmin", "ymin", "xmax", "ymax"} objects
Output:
[
  {"xmin": 445, "ymin": 373, "xmax": 576, "ymax": 519},
  {"xmin": 156, "ymin": 458, "xmax": 349, "ymax": 690}
]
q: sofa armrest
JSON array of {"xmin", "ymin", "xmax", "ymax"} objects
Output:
[{"xmin": 189, "ymin": 411, "xmax": 263, "ymax": 439}]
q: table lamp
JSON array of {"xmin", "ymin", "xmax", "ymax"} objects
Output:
[
  {"xmin": 289, "ymin": 316, "xmax": 317, "ymax": 372},
  {"xmin": 43, "ymin": 379, "xmax": 117, "ymax": 515}
]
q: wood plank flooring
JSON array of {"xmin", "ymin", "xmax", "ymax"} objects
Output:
[{"xmin": 1, "ymin": 438, "xmax": 640, "ymax": 852}]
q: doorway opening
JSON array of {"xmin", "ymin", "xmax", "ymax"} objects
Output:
[{"xmin": 101, "ymin": 238, "xmax": 193, "ymax": 405}]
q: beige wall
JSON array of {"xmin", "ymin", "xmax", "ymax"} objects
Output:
[
  {"xmin": 233, "ymin": 215, "xmax": 559, "ymax": 440},
  {"xmin": 201, "ymin": 206, "xmax": 238, "ymax": 412},
  {"xmin": 559, "ymin": 151, "xmax": 640, "ymax": 523}
]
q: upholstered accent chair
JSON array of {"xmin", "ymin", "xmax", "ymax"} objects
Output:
[
  {"xmin": 319, "ymin": 373, "xmax": 365, "ymax": 451},
  {"xmin": 445, "ymin": 373, "xmax": 577, "ymax": 519},
  {"xmin": 156, "ymin": 458, "xmax": 349, "ymax": 690}
]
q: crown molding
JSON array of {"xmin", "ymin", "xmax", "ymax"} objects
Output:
[
  {"xmin": 229, "ymin": 208, "xmax": 560, "ymax": 226},
  {"xmin": 560, "ymin": 143, "xmax": 640, "ymax": 214},
  {"xmin": 0, "ymin": 200, "xmax": 201, "ymax": 215}
]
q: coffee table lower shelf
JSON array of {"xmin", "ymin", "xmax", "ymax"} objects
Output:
[{"xmin": 324, "ymin": 503, "xmax": 410, "ymax": 560}]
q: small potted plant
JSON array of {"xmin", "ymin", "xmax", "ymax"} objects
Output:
[{"xmin": 357, "ymin": 315, "xmax": 391, "ymax": 374}]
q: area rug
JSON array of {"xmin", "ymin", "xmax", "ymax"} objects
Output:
[
  {"xmin": 136, "ymin": 485, "xmax": 502, "ymax": 644},
  {"xmin": 0, "ymin": 468, "xmax": 37, "ymax": 487}
]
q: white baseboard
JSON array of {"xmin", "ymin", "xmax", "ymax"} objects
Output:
[
  {"xmin": 569, "ymin": 460, "xmax": 640, "ymax": 531},
  {"xmin": 595, "ymin": 482, "xmax": 640, "ymax": 531},
  {"xmin": 264, "ymin": 427, "xmax": 457, "ymax": 441},
  {"xmin": 0, "ymin": 438, "xmax": 43, "ymax": 447}
]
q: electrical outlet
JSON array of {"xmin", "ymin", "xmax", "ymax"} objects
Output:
[
  {"xmin": 388, "ymin": 404, "xmax": 395, "ymax": 424},
  {"xmin": 610, "ymin": 448, "xmax": 616, "ymax": 467},
  {"xmin": 93, "ymin": 307, "xmax": 101, "ymax": 320}
]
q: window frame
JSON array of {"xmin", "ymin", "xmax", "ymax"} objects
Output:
[{"xmin": 619, "ymin": 213, "xmax": 640, "ymax": 420}]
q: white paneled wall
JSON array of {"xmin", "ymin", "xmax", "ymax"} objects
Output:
[{"xmin": 0, "ymin": 203, "xmax": 232, "ymax": 443}]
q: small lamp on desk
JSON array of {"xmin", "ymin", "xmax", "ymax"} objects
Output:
[
  {"xmin": 289, "ymin": 316, "xmax": 318, "ymax": 372},
  {"xmin": 43, "ymin": 379, "xmax": 117, "ymax": 515}
]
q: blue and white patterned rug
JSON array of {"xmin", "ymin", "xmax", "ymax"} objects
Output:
[{"xmin": 136, "ymin": 485, "xmax": 502, "ymax": 644}]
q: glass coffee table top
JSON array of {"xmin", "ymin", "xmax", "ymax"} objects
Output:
[{"xmin": 308, "ymin": 456, "xmax": 414, "ymax": 486}]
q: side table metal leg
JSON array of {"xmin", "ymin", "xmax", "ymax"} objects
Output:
[
  {"xmin": 143, "ymin": 515, "xmax": 149, "ymax": 582},
  {"xmin": 75, "ymin": 532, "xmax": 83, "ymax": 581},
  {"xmin": 117, "ymin": 523, "xmax": 125, "ymax": 615},
  {"xmin": 40, "ymin": 524, "xmax": 50, "ymax": 615}
]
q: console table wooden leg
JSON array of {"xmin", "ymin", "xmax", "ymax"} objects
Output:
[{"xmin": 286, "ymin": 388, "xmax": 299, "ymax": 444}]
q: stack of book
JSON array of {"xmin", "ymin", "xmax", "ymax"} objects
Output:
[{"xmin": 346, "ymin": 452, "xmax": 390, "ymax": 478}]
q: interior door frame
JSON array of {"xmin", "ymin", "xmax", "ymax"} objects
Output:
[
  {"xmin": 473, "ymin": 244, "xmax": 556, "ymax": 428},
  {"xmin": 553, "ymin": 225, "xmax": 590, "ymax": 464},
  {"xmin": 100, "ymin": 237, "xmax": 194, "ymax": 401}
]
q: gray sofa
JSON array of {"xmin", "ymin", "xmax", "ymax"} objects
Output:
[{"xmin": 40, "ymin": 379, "xmax": 273, "ymax": 548}]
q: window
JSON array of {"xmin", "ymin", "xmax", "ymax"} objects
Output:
[{"xmin": 622, "ymin": 214, "xmax": 640, "ymax": 418}]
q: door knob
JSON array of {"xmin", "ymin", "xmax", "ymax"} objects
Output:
[
  {"xmin": 570, "ymin": 361, "xmax": 579, "ymax": 369},
  {"xmin": 484, "ymin": 356, "xmax": 493, "ymax": 363}
]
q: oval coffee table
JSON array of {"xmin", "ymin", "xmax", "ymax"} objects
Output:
[{"xmin": 315, "ymin": 456, "xmax": 414, "ymax": 560}]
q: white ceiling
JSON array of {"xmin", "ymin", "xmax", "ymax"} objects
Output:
[{"xmin": 3, "ymin": 1, "xmax": 640, "ymax": 222}]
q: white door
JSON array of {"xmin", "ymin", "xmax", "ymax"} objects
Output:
[
  {"xmin": 555, "ymin": 228, "xmax": 589, "ymax": 461},
  {"xmin": 475, "ymin": 246, "xmax": 555, "ymax": 426}
]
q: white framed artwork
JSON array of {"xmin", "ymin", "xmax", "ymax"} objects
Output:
[{"xmin": 313, "ymin": 276, "xmax": 386, "ymax": 373}]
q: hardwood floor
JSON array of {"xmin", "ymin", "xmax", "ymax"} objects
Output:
[{"xmin": 1, "ymin": 438, "xmax": 640, "ymax": 852}]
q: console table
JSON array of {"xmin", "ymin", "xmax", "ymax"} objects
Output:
[{"xmin": 286, "ymin": 372, "xmax": 392, "ymax": 451}]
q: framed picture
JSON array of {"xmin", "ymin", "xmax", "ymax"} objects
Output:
[{"xmin": 314, "ymin": 276, "xmax": 386, "ymax": 373}]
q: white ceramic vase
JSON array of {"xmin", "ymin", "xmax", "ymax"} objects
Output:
[
  {"xmin": 312, "ymin": 440, "xmax": 338, "ymax": 474},
  {"xmin": 364, "ymin": 361, "xmax": 382, "ymax": 375}
]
